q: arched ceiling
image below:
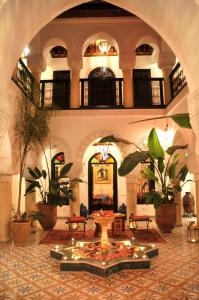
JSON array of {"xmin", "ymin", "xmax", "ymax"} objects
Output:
[{"xmin": 0, "ymin": 0, "xmax": 199, "ymax": 91}]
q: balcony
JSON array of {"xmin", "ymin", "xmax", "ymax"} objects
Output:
[{"xmin": 40, "ymin": 77, "xmax": 165, "ymax": 109}]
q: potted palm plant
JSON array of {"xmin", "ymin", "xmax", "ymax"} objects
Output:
[
  {"xmin": 100, "ymin": 127, "xmax": 190, "ymax": 233},
  {"xmin": 11, "ymin": 86, "xmax": 49, "ymax": 245},
  {"xmin": 25, "ymin": 163, "xmax": 82, "ymax": 230}
]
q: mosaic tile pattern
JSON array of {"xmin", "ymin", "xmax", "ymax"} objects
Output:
[{"xmin": 0, "ymin": 218, "xmax": 199, "ymax": 300}]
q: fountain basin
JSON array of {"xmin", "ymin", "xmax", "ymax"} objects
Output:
[{"xmin": 50, "ymin": 239, "xmax": 158, "ymax": 277}]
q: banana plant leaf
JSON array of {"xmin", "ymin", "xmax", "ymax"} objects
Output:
[
  {"xmin": 148, "ymin": 128, "xmax": 164, "ymax": 159},
  {"xmin": 118, "ymin": 151, "xmax": 149, "ymax": 176},
  {"xmin": 129, "ymin": 113, "xmax": 191, "ymax": 129},
  {"xmin": 166, "ymin": 144, "xmax": 188, "ymax": 155},
  {"xmin": 59, "ymin": 163, "xmax": 73, "ymax": 178},
  {"xmin": 99, "ymin": 135, "xmax": 131, "ymax": 144}
]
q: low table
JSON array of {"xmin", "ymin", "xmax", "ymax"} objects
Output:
[
  {"xmin": 65, "ymin": 216, "xmax": 87, "ymax": 237},
  {"xmin": 129, "ymin": 214, "xmax": 152, "ymax": 231}
]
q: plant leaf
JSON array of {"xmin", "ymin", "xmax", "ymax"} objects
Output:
[
  {"xmin": 42, "ymin": 169, "xmax": 47, "ymax": 179},
  {"xmin": 25, "ymin": 182, "xmax": 40, "ymax": 195},
  {"xmin": 27, "ymin": 167, "xmax": 40, "ymax": 179},
  {"xmin": 168, "ymin": 163, "xmax": 176, "ymax": 179},
  {"xmin": 166, "ymin": 144, "xmax": 188, "ymax": 155},
  {"xmin": 118, "ymin": 151, "xmax": 149, "ymax": 176},
  {"xmin": 158, "ymin": 157, "xmax": 165, "ymax": 173},
  {"xmin": 128, "ymin": 113, "xmax": 192, "ymax": 129},
  {"xmin": 178, "ymin": 165, "xmax": 188, "ymax": 181},
  {"xmin": 171, "ymin": 114, "xmax": 191, "ymax": 128},
  {"xmin": 99, "ymin": 135, "xmax": 131, "ymax": 145},
  {"xmin": 99, "ymin": 135, "xmax": 120, "ymax": 143},
  {"xmin": 148, "ymin": 128, "xmax": 164, "ymax": 159},
  {"xmin": 59, "ymin": 163, "xmax": 73, "ymax": 177},
  {"xmin": 34, "ymin": 167, "xmax": 42, "ymax": 178}
]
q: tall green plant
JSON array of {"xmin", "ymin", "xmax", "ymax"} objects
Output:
[
  {"xmin": 15, "ymin": 87, "xmax": 49, "ymax": 221},
  {"xmin": 25, "ymin": 164, "xmax": 82, "ymax": 206},
  {"xmin": 100, "ymin": 128, "xmax": 190, "ymax": 208}
]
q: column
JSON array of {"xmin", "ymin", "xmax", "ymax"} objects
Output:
[
  {"xmin": 28, "ymin": 54, "xmax": 46, "ymax": 83},
  {"xmin": 175, "ymin": 192, "xmax": 182, "ymax": 226},
  {"xmin": 122, "ymin": 69, "xmax": 133, "ymax": 108},
  {"xmin": 0, "ymin": 84, "xmax": 12, "ymax": 241},
  {"xmin": 119, "ymin": 51, "xmax": 135, "ymax": 108},
  {"xmin": 70, "ymin": 68, "xmax": 81, "ymax": 108},
  {"xmin": 126, "ymin": 175, "xmax": 137, "ymax": 220},
  {"xmin": 67, "ymin": 51, "xmax": 83, "ymax": 109},
  {"xmin": 158, "ymin": 50, "xmax": 175, "ymax": 105},
  {"xmin": 161, "ymin": 65, "xmax": 173, "ymax": 104},
  {"xmin": 194, "ymin": 174, "xmax": 199, "ymax": 226},
  {"xmin": 0, "ymin": 176, "xmax": 12, "ymax": 241},
  {"xmin": 70, "ymin": 182, "xmax": 80, "ymax": 216}
]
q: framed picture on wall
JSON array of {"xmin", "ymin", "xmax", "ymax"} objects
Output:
[{"xmin": 93, "ymin": 164, "xmax": 112, "ymax": 184}]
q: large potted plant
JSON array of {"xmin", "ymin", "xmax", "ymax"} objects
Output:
[
  {"xmin": 25, "ymin": 163, "xmax": 81, "ymax": 230},
  {"xmin": 11, "ymin": 88, "xmax": 49, "ymax": 245},
  {"xmin": 100, "ymin": 127, "xmax": 190, "ymax": 233}
]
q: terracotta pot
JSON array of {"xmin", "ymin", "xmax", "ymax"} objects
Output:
[
  {"xmin": 155, "ymin": 204, "xmax": 176, "ymax": 233},
  {"xmin": 183, "ymin": 192, "xmax": 194, "ymax": 214},
  {"xmin": 37, "ymin": 202, "xmax": 57, "ymax": 230},
  {"xmin": 11, "ymin": 221, "xmax": 31, "ymax": 245}
]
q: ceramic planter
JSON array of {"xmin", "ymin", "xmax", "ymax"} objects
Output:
[
  {"xmin": 11, "ymin": 221, "xmax": 31, "ymax": 245},
  {"xmin": 37, "ymin": 202, "xmax": 57, "ymax": 230},
  {"xmin": 155, "ymin": 203, "xmax": 176, "ymax": 233}
]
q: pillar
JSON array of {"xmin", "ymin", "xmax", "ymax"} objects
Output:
[
  {"xmin": 70, "ymin": 68, "xmax": 81, "ymax": 108},
  {"xmin": 28, "ymin": 54, "xmax": 46, "ymax": 83},
  {"xmin": 70, "ymin": 182, "xmax": 80, "ymax": 216},
  {"xmin": 119, "ymin": 51, "xmax": 135, "ymax": 108},
  {"xmin": 126, "ymin": 175, "xmax": 137, "ymax": 220},
  {"xmin": 175, "ymin": 192, "xmax": 182, "ymax": 226},
  {"xmin": 162, "ymin": 66, "xmax": 173, "ymax": 104},
  {"xmin": 122, "ymin": 69, "xmax": 133, "ymax": 108},
  {"xmin": 0, "ymin": 84, "xmax": 12, "ymax": 241},
  {"xmin": 0, "ymin": 176, "xmax": 12, "ymax": 241},
  {"xmin": 194, "ymin": 174, "xmax": 199, "ymax": 226},
  {"xmin": 158, "ymin": 46, "xmax": 175, "ymax": 105},
  {"xmin": 67, "ymin": 50, "xmax": 83, "ymax": 109}
]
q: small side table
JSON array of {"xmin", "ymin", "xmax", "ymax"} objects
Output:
[
  {"xmin": 65, "ymin": 216, "xmax": 87, "ymax": 237},
  {"xmin": 129, "ymin": 214, "xmax": 151, "ymax": 231}
]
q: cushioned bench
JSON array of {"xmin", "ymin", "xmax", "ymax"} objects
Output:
[
  {"xmin": 65, "ymin": 216, "xmax": 87, "ymax": 237},
  {"xmin": 129, "ymin": 214, "xmax": 152, "ymax": 231}
]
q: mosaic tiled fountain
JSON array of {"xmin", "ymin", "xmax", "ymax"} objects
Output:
[{"xmin": 50, "ymin": 212, "xmax": 159, "ymax": 277}]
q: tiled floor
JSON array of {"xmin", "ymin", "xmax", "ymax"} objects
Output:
[{"xmin": 0, "ymin": 218, "xmax": 199, "ymax": 300}]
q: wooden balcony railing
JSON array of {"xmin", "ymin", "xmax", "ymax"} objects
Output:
[
  {"xmin": 133, "ymin": 78, "xmax": 164, "ymax": 107},
  {"xmin": 39, "ymin": 77, "xmax": 165, "ymax": 109},
  {"xmin": 40, "ymin": 79, "xmax": 70, "ymax": 109},
  {"xmin": 169, "ymin": 62, "xmax": 187, "ymax": 99},
  {"xmin": 12, "ymin": 59, "xmax": 34, "ymax": 100},
  {"xmin": 80, "ymin": 78, "xmax": 123, "ymax": 108}
]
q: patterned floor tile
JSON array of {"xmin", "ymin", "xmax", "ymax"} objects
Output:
[
  {"xmin": 0, "ymin": 218, "xmax": 198, "ymax": 300},
  {"xmin": 24, "ymin": 290, "xmax": 53, "ymax": 300}
]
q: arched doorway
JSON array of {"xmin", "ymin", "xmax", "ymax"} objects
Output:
[
  {"xmin": 88, "ymin": 67, "xmax": 116, "ymax": 107},
  {"xmin": 88, "ymin": 152, "xmax": 118, "ymax": 214}
]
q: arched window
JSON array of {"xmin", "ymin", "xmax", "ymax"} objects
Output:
[{"xmin": 51, "ymin": 152, "xmax": 65, "ymax": 179}]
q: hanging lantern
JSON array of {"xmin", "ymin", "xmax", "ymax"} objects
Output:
[
  {"xmin": 187, "ymin": 222, "xmax": 199, "ymax": 243},
  {"xmin": 93, "ymin": 142, "xmax": 112, "ymax": 162}
]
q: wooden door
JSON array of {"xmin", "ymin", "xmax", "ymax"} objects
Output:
[
  {"xmin": 88, "ymin": 67, "xmax": 116, "ymax": 107},
  {"xmin": 53, "ymin": 70, "xmax": 70, "ymax": 109},
  {"xmin": 133, "ymin": 69, "xmax": 152, "ymax": 107}
]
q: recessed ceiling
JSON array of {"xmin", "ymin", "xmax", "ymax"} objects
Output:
[{"xmin": 57, "ymin": 0, "xmax": 135, "ymax": 18}]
